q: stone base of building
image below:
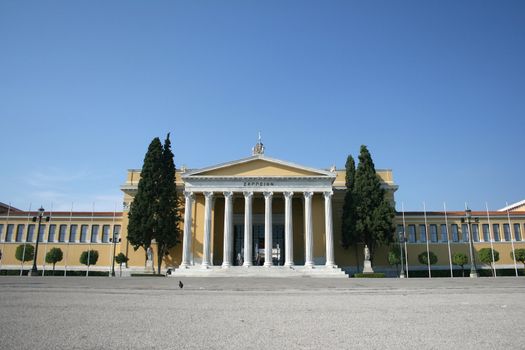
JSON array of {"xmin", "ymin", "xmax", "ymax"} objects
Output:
[{"xmin": 170, "ymin": 265, "xmax": 348, "ymax": 278}]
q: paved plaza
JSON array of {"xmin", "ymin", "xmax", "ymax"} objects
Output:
[{"xmin": 0, "ymin": 276, "xmax": 524, "ymax": 349}]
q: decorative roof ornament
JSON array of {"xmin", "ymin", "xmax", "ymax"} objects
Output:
[{"xmin": 252, "ymin": 131, "xmax": 265, "ymax": 156}]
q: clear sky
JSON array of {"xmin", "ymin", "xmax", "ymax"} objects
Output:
[{"xmin": 1, "ymin": 1, "xmax": 524, "ymax": 212}]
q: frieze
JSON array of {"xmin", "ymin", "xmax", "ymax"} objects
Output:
[{"xmin": 183, "ymin": 176, "xmax": 334, "ymax": 192}]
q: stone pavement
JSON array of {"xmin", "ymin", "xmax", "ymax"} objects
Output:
[{"xmin": 0, "ymin": 276, "xmax": 524, "ymax": 349}]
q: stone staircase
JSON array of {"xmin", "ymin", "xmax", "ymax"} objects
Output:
[{"xmin": 170, "ymin": 265, "xmax": 348, "ymax": 278}]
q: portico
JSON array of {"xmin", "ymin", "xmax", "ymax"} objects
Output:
[{"xmin": 174, "ymin": 145, "xmax": 344, "ymax": 276}]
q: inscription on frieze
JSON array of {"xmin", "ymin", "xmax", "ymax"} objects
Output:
[{"xmin": 243, "ymin": 181, "xmax": 275, "ymax": 187}]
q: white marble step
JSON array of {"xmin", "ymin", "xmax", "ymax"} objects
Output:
[{"xmin": 170, "ymin": 265, "xmax": 348, "ymax": 278}]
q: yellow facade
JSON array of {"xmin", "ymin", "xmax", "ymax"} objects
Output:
[
  {"xmin": 1, "ymin": 152, "xmax": 525, "ymax": 276},
  {"xmin": 0, "ymin": 210, "xmax": 121, "ymax": 273}
]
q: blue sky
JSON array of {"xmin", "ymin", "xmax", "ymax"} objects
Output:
[{"xmin": 1, "ymin": 1, "xmax": 524, "ymax": 212}]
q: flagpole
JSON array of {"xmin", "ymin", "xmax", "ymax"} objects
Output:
[
  {"xmin": 444, "ymin": 202, "xmax": 453, "ymax": 278},
  {"xmin": 505, "ymin": 202, "xmax": 518, "ymax": 277},
  {"xmin": 42, "ymin": 203, "xmax": 53, "ymax": 276},
  {"xmin": 398, "ymin": 223, "xmax": 405, "ymax": 278},
  {"xmin": 0, "ymin": 202, "xmax": 12, "ymax": 271},
  {"xmin": 401, "ymin": 202, "xmax": 409, "ymax": 278},
  {"xmin": 20, "ymin": 203, "xmax": 32, "ymax": 276},
  {"xmin": 64, "ymin": 202, "xmax": 73, "ymax": 277},
  {"xmin": 109, "ymin": 203, "xmax": 117, "ymax": 277},
  {"xmin": 87, "ymin": 202, "xmax": 94, "ymax": 277},
  {"xmin": 485, "ymin": 203, "xmax": 496, "ymax": 277},
  {"xmin": 423, "ymin": 202, "xmax": 431, "ymax": 278}
]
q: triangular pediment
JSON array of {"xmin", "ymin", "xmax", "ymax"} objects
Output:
[{"xmin": 184, "ymin": 155, "xmax": 334, "ymax": 178}]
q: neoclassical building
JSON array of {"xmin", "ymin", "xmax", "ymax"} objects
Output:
[
  {"xmin": 1, "ymin": 141, "xmax": 524, "ymax": 277},
  {"xmin": 120, "ymin": 140, "xmax": 396, "ymax": 277}
]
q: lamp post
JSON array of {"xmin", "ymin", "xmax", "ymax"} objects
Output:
[
  {"xmin": 399, "ymin": 229, "xmax": 406, "ymax": 278},
  {"xmin": 30, "ymin": 206, "xmax": 50, "ymax": 276},
  {"xmin": 463, "ymin": 208, "xmax": 479, "ymax": 278},
  {"xmin": 109, "ymin": 231, "xmax": 120, "ymax": 277}
]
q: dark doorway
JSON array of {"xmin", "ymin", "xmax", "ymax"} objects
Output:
[{"xmin": 233, "ymin": 224, "xmax": 284, "ymax": 266}]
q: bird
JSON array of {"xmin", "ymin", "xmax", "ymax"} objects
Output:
[{"xmin": 178, "ymin": 280, "xmax": 183, "ymax": 289}]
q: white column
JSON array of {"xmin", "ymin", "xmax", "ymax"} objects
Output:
[
  {"xmin": 202, "ymin": 192, "xmax": 214, "ymax": 268},
  {"xmin": 180, "ymin": 191, "xmax": 194, "ymax": 268},
  {"xmin": 222, "ymin": 191, "xmax": 234, "ymax": 268},
  {"xmin": 243, "ymin": 191, "xmax": 253, "ymax": 267},
  {"xmin": 284, "ymin": 191, "xmax": 294, "ymax": 267},
  {"xmin": 304, "ymin": 191, "xmax": 314, "ymax": 268},
  {"xmin": 263, "ymin": 191, "xmax": 273, "ymax": 267},
  {"xmin": 324, "ymin": 191, "xmax": 335, "ymax": 267}
]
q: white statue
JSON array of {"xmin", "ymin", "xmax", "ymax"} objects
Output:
[
  {"xmin": 146, "ymin": 247, "xmax": 153, "ymax": 261},
  {"xmin": 252, "ymin": 132, "xmax": 265, "ymax": 155},
  {"xmin": 364, "ymin": 245, "xmax": 370, "ymax": 261}
]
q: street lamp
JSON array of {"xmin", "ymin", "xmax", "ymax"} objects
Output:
[
  {"xmin": 462, "ymin": 208, "xmax": 479, "ymax": 278},
  {"xmin": 30, "ymin": 206, "xmax": 50, "ymax": 276},
  {"xmin": 109, "ymin": 230, "xmax": 121, "ymax": 277},
  {"xmin": 399, "ymin": 227, "xmax": 406, "ymax": 278}
]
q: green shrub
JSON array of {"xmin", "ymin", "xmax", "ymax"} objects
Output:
[
  {"xmin": 15, "ymin": 244, "xmax": 34, "ymax": 262},
  {"xmin": 452, "ymin": 253, "xmax": 468, "ymax": 277},
  {"xmin": 79, "ymin": 250, "xmax": 99, "ymax": 266},
  {"xmin": 511, "ymin": 249, "xmax": 525, "ymax": 272},
  {"xmin": 353, "ymin": 273, "xmax": 385, "ymax": 278},
  {"xmin": 114, "ymin": 253, "xmax": 129, "ymax": 277},
  {"xmin": 388, "ymin": 245, "xmax": 402, "ymax": 271},
  {"xmin": 0, "ymin": 269, "xmax": 30, "ymax": 276},
  {"xmin": 478, "ymin": 248, "xmax": 499, "ymax": 277},
  {"xmin": 63, "ymin": 270, "xmax": 107, "ymax": 277},
  {"xmin": 418, "ymin": 251, "xmax": 438, "ymax": 266},
  {"xmin": 45, "ymin": 247, "xmax": 63, "ymax": 272},
  {"xmin": 130, "ymin": 273, "xmax": 166, "ymax": 277}
]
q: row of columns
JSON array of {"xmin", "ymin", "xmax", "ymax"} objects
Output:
[{"xmin": 180, "ymin": 191, "xmax": 335, "ymax": 269}]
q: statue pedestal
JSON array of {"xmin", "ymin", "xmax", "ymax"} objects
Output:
[
  {"xmin": 362, "ymin": 260, "xmax": 374, "ymax": 274},
  {"xmin": 145, "ymin": 260, "xmax": 154, "ymax": 273}
]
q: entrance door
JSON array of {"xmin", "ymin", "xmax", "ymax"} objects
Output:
[{"xmin": 233, "ymin": 224, "xmax": 285, "ymax": 266}]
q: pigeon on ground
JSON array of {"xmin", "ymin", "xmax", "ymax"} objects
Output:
[{"xmin": 179, "ymin": 280, "xmax": 183, "ymax": 289}]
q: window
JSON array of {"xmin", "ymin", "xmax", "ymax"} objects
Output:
[
  {"xmin": 27, "ymin": 225, "xmax": 35, "ymax": 242},
  {"xmin": 451, "ymin": 224, "xmax": 459, "ymax": 242},
  {"xmin": 408, "ymin": 225, "xmax": 416, "ymax": 243},
  {"xmin": 461, "ymin": 224, "xmax": 469, "ymax": 242},
  {"xmin": 113, "ymin": 225, "xmax": 121, "ymax": 242},
  {"xmin": 503, "ymin": 224, "xmax": 511, "ymax": 241},
  {"xmin": 102, "ymin": 225, "xmax": 110, "ymax": 243},
  {"xmin": 80, "ymin": 225, "xmax": 88, "ymax": 242},
  {"xmin": 59, "ymin": 225, "xmax": 67, "ymax": 242},
  {"xmin": 16, "ymin": 224, "xmax": 25, "ymax": 242},
  {"xmin": 0, "ymin": 224, "xmax": 3, "ymax": 241},
  {"xmin": 48, "ymin": 224, "xmax": 56, "ymax": 243},
  {"xmin": 91, "ymin": 225, "xmax": 99, "ymax": 243},
  {"xmin": 482, "ymin": 224, "xmax": 490, "ymax": 242},
  {"xmin": 5, "ymin": 224, "xmax": 14, "ymax": 242},
  {"xmin": 471, "ymin": 224, "xmax": 479, "ymax": 242},
  {"xmin": 430, "ymin": 224, "xmax": 438, "ymax": 243},
  {"xmin": 493, "ymin": 224, "xmax": 500, "ymax": 241},
  {"xmin": 419, "ymin": 225, "xmax": 427, "ymax": 243},
  {"xmin": 69, "ymin": 225, "xmax": 78, "ymax": 243},
  {"xmin": 514, "ymin": 224, "xmax": 522, "ymax": 241},
  {"xmin": 440, "ymin": 224, "xmax": 448, "ymax": 242},
  {"xmin": 38, "ymin": 224, "xmax": 47, "ymax": 242}
]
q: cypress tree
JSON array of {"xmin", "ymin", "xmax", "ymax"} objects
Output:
[
  {"xmin": 353, "ymin": 145, "xmax": 396, "ymax": 262},
  {"xmin": 127, "ymin": 137, "xmax": 164, "ymax": 263},
  {"xmin": 341, "ymin": 155, "xmax": 357, "ymax": 248},
  {"xmin": 155, "ymin": 133, "xmax": 182, "ymax": 274}
]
